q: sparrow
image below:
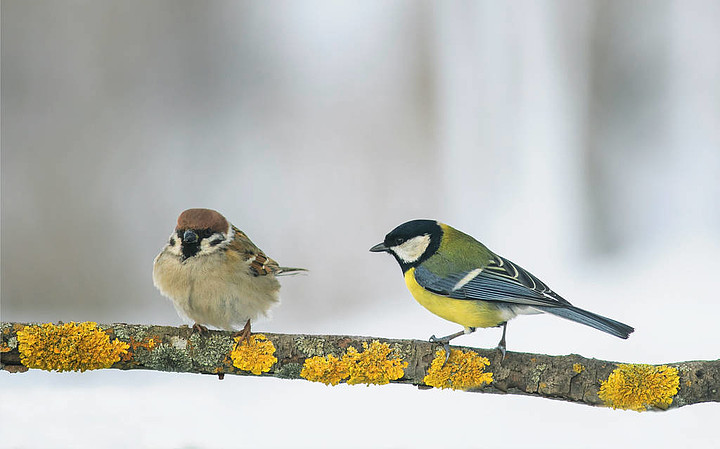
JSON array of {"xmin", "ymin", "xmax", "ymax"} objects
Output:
[
  {"xmin": 370, "ymin": 219, "xmax": 634, "ymax": 357},
  {"xmin": 153, "ymin": 208, "xmax": 305, "ymax": 340}
]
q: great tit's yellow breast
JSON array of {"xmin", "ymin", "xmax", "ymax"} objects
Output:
[{"xmin": 404, "ymin": 267, "xmax": 509, "ymax": 329}]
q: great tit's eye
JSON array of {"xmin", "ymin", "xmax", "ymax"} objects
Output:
[{"xmin": 394, "ymin": 237, "xmax": 405, "ymax": 246}]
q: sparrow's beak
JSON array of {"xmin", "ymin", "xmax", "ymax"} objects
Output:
[
  {"xmin": 369, "ymin": 242, "xmax": 389, "ymax": 253},
  {"xmin": 183, "ymin": 229, "xmax": 199, "ymax": 244}
]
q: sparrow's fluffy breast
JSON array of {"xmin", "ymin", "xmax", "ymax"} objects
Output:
[{"xmin": 153, "ymin": 226, "xmax": 281, "ymax": 331}]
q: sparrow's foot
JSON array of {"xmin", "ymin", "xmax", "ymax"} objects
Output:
[
  {"xmin": 233, "ymin": 319, "xmax": 252, "ymax": 346},
  {"xmin": 192, "ymin": 323, "xmax": 209, "ymax": 335}
]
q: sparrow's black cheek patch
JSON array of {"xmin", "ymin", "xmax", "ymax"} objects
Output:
[
  {"xmin": 169, "ymin": 237, "xmax": 176, "ymax": 246},
  {"xmin": 181, "ymin": 243, "xmax": 201, "ymax": 260},
  {"xmin": 209, "ymin": 238, "xmax": 223, "ymax": 246}
]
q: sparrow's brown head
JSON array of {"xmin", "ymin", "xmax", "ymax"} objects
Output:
[
  {"xmin": 176, "ymin": 208, "xmax": 229, "ymax": 234},
  {"xmin": 173, "ymin": 208, "xmax": 232, "ymax": 260}
]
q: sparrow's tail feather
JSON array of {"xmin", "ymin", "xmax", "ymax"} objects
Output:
[
  {"xmin": 535, "ymin": 305, "xmax": 634, "ymax": 339},
  {"xmin": 276, "ymin": 267, "xmax": 308, "ymax": 276}
]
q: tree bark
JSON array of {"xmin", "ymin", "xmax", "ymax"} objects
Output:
[{"xmin": 1, "ymin": 322, "xmax": 717, "ymax": 410}]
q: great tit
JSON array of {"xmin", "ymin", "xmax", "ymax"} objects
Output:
[{"xmin": 370, "ymin": 219, "xmax": 634, "ymax": 357}]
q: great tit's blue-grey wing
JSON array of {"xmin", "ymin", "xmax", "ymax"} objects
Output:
[
  {"xmin": 414, "ymin": 254, "xmax": 634, "ymax": 338},
  {"xmin": 415, "ymin": 253, "xmax": 569, "ymax": 307}
]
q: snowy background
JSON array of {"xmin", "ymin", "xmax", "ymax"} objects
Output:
[{"xmin": 2, "ymin": 1, "xmax": 719, "ymax": 448}]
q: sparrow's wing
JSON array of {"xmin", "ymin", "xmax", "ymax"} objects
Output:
[
  {"xmin": 229, "ymin": 226, "xmax": 281, "ymax": 276},
  {"xmin": 247, "ymin": 252, "xmax": 281, "ymax": 276},
  {"xmin": 414, "ymin": 253, "xmax": 570, "ymax": 308}
]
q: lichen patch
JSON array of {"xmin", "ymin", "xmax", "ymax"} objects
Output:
[
  {"xmin": 423, "ymin": 348, "xmax": 493, "ymax": 390},
  {"xmin": 300, "ymin": 340, "xmax": 407, "ymax": 386},
  {"xmin": 599, "ymin": 364, "xmax": 680, "ymax": 411},
  {"xmin": 16, "ymin": 322, "xmax": 129, "ymax": 372}
]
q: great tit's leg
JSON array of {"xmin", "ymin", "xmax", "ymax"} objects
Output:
[
  {"xmin": 428, "ymin": 337, "xmax": 452, "ymax": 362},
  {"xmin": 191, "ymin": 323, "xmax": 209, "ymax": 335},
  {"xmin": 430, "ymin": 327, "xmax": 476, "ymax": 362},
  {"xmin": 234, "ymin": 319, "xmax": 252, "ymax": 345},
  {"xmin": 496, "ymin": 322, "xmax": 507, "ymax": 360}
]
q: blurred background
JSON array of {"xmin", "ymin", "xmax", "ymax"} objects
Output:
[{"xmin": 2, "ymin": 1, "xmax": 719, "ymax": 448}]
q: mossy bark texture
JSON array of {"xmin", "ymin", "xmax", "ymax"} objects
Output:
[{"xmin": 1, "ymin": 322, "xmax": 718, "ymax": 410}]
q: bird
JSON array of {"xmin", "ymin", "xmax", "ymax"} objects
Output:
[
  {"xmin": 153, "ymin": 208, "xmax": 305, "ymax": 341},
  {"xmin": 370, "ymin": 219, "xmax": 634, "ymax": 358}
]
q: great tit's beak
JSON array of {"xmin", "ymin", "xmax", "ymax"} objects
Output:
[
  {"xmin": 369, "ymin": 242, "xmax": 389, "ymax": 253},
  {"xmin": 183, "ymin": 229, "xmax": 199, "ymax": 244}
]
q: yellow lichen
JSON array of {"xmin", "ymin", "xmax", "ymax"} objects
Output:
[
  {"xmin": 423, "ymin": 349, "xmax": 493, "ymax": 390},
  {"xmin": 16, "ymin": 322, "xmax": 129, "ymax": 372},
  {"xmin": 344, "ymin": 341, "xmax": 408, "ymax": 385},
  {"xmin": 128, "ymin": 335, "xmax": 161, "ymax": 352},
  {"xmin": 598, "ymin": 364, "xmax": 680, "ymax": 411},
  {"xmin": 573, "ymin": 363, "xmax": 585, "ymax": 374},
  {"xmin": 300, "ymin": 354, "xmax": 349, "ymax": 386},
  {"xmin": 230, "ymin": 334, "xmax": 277, "ymax": 375},
  {"xmin": 300, "ymin": 340, "xmax": 407, "ymax": 386},
  {"xmin": 122, "ymin": 335, "xmax": 162, "ymax": 362}
]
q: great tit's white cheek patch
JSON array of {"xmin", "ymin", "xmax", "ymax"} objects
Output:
[{"xmin": 392, "ymin": 234, "xmax": 431, "ymax": 263}]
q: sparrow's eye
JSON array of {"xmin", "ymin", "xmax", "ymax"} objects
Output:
[
  {"xmin": 198, "ymin": 229, "xmax": 214, "ymax": 239},
  {"xmin": 394, "ymin": 237, "xmax": 405, "ymax": 246}
]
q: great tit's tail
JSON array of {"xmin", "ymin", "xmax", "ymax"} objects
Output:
[
  {"xmin": 535, "ymin": 305, "xmax": 634, "ymax": 339},
  {"xmin": 276, "ymin": 267, "xmax": 308, "ymax": 276}
]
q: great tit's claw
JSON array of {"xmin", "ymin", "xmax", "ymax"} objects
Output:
[
  {"xmin": 496, "ymin": 322, "xmax": 508, "ymax": 361},
  {"xmin": 429, "ymin": 335, "xmax": 452, "ymax": 364}
]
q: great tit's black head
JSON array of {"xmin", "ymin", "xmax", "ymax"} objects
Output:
[
  {"xmin": 370, "ymin": 219, "xmax": 442, "ymax": 271},
  {"xmin": 170, "ymin": 208, "xmax": 233, "ymax": 261}
]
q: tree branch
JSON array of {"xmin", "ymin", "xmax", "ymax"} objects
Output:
[{"xmin": 1, "ymin": 322, "xmax": 717, "ymax": 411}]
